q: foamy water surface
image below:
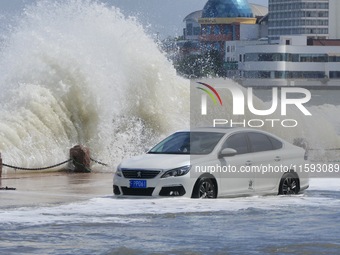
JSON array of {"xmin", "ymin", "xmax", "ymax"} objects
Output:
[{"xmin": 0, "ymin": 178, "xmax": 339, "ymax": 255}]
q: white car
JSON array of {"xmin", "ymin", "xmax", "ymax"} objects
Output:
[{"xmin": 113, "ymin": 127, "xmax": 309, "ymax": 198}]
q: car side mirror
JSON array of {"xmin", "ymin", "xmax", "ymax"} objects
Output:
[{"xmin": 219, "ymin": 148, "xmax": 237, "ymax": 158}]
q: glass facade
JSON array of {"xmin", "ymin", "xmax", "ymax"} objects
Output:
[
  {"xmin": 201, "ymin": 24, "xmax": 232, "ymax": 35},
  {"xmin": 202, "ymin": 0, "xmax": 253, "ymax": 18},
  {"xmin": 329, "ymin": 71, "xmax": 340, "ymax": 78},
  {"xmin": 268, "ymin": 0, "xmax": 329, "ymax": 41},
  {"xmin": 244, "ymin": 71, "xmax": 326, "ymax": 79},
  {"xmin": 244, "ymin": 53, "xmax": 339, "ymax": 62},
  {"xmin": 243, "ymin": 50, "xmax": 340, "ymax": 80},
  {"xmin": 186, "ymin": 23, "xmax": 201, "ymax": 36}
]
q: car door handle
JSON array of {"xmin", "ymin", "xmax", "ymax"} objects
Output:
[
  {"xmin": 245, "ymin": 160, "xmax": 252, "ymax": 166},
  {"xmin": 274, "ymin": 156, "xmax": 281, "ymax": 162}
]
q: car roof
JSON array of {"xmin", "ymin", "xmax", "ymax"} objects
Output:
[{"xmin": 174, "ymin": 127, "xmax": 285, "ymax": 141}]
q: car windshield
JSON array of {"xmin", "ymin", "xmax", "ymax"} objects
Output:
[{"xmin": 148, "ymin": 131, "xmax": 225, "ymax": 155}]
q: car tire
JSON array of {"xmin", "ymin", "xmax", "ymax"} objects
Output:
[
  {"xmin": 192, "ymin": 177, "xmax": 217, "ymax": 198},
  {"xmin": 278, "ymin": 172, "xmax": 300, "ymax": 195}
]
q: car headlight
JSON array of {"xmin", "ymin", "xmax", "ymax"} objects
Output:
[
  {"xmin": 115, "ymin": 165, "xmax": 122, "ymax": 177},
  {"xmin": 161, "ymin": 165, "xmax": 191, "ymax": 178}
]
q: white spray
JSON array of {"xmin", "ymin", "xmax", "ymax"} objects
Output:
[{"xmin": 0, "ymin": 0, "xmax": 189, "ymax": 171}]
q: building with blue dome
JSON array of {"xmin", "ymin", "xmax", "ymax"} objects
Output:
[
  {"xmin": 200, "ymin": 0, "xmax": 258, "ymax": 53},
  {"xmin": 183, "ymin": 2, "xmax": 268, "ymax": 42},
  {"xmin": 202, "ymin": 0, "xmax": 253, "ymax": 18},
  {"xmin": 182, "ymin": 0, "xmax": 266, "ymax": 56}
]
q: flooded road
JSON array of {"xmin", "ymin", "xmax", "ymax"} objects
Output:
[{"xmin": 0, "ymin": 172, "xmax": 113, "ymax": 208}]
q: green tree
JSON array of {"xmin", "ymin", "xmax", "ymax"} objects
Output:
[{"xmin": 174, "ymin": 49, "xmax": 225, "ymax": 78}]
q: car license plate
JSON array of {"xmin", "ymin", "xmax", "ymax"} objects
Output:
[{"xmin": 129, "ymin": 180, "xmax": 147, "ymax": 188}]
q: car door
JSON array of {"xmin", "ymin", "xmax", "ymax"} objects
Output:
[
  {"xmin": 218, "ymin": 132, "xmax": 255, "ymax": 196},
  {"xmin": 247, "ymin": 132, "xmax": 283, "ymax": 193}
]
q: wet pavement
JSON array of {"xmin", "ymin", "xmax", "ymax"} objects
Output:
[{"xmin": 0, "ymin": 172, "xmax": 114, "ymax": 208}]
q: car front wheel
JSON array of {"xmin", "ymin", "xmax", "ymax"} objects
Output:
[
  {"xmin": 192, "ymin": 177, "xmax": 217, "ymax": 198},
  {"xmin": 279, "ymin": 172, "xmax": 299, "ymax": 195}
]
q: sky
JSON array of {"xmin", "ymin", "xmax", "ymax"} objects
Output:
[{"xmin": 0, "ymin": 0, "xmax": 268, "ymax": 38}]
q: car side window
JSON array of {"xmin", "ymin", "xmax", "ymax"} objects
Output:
[
  {"xmin": 268, "ymin": 136, "xmax": 283, "ymax": 149},
  {"xmin": 248, "ymin": 132, "xmax": 273, "ymax": 152},
  {"xmin": 162, "ymin": 133, "xmax": 189, "ymax": 153},
  {"xmin": 222, "ymin": 133, "xmax": 249, "ymax": 154}
]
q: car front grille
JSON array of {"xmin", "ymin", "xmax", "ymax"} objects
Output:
[
  {"xmin": 121, "ymin": 187, "xmax": 155, "ymax": 196},
  {"xmin": 122, "ymin": 169, "xmax": 160, "ymax": 179}
]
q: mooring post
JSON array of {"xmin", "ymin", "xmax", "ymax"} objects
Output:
[{"xmin": 69, "ymin": 145, "xmax": 91, "ymax": 172}]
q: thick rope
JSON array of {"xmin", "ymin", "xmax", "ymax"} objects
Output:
[
  {"xmin": 90, "ymin": 157, "xmax": 108, "ymax": 166},
  {"xmin": 1, "ymin": 157, "xmax": 109, "ymax": 171},
  {"xmin": 2, "ymin": 159, "xmax": 72, "ymax": 171}
]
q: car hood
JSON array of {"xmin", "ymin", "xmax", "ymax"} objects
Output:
[{"xmin": 120, "ymin": 154, "xmax": 191, "ymax": 170}]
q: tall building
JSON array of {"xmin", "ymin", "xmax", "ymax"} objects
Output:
[
  {"xmin": 268, "ymin": 0, "xmax": 340, "ymax": 43},
  {"xmin": 227, "ymin": 35, "xmax": 340, "ymax": 87}
]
